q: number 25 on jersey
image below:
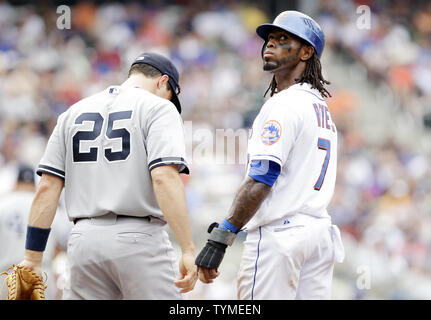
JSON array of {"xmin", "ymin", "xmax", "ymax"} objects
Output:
[{"xmin": 73, "ymin": 111, "xmax": 132, "ymax": 163}]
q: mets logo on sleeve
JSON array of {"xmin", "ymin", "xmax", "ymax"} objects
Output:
[{"xmin": 261, "ymin": 120, "xmax": 282, "ymax": 145}]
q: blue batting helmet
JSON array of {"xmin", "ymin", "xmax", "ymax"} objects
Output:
[{"xmin": 256, "ymin": 11, "xmax": 325, "ymax": 58}]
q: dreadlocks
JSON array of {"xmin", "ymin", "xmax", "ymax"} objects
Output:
[
  {"xmin": 296, "ymin": 53, "xmax": 331, "ymax": 98},
  {"xmin": 264, "ymin": 52, "xmax": 331, "ymax": 98}
]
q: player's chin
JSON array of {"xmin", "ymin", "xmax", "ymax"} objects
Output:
[{"xmin": 263, "ymin": 60, "xmax": 280, "ymax": 71}]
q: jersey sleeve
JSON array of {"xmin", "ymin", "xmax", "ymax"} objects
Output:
[
  {"xmin": 247, "ymin": 100, "xmax": 302, "ymax": 168},
  {"xmin": 36, "ymin": 112, "xmax": 67, "ymax": 179},
  {"xmin": 145, "ymin": 102, "xmax": 189, "ymax": 174}
]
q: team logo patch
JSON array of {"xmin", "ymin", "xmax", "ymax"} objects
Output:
[{"xmin": 261, "ymin": 120, "xmax": 282, "ymax": 145}]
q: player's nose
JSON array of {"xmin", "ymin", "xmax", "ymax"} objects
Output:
[{"xmin": 266, "ymin": 37, "xmax": 277, "ymax": 49}]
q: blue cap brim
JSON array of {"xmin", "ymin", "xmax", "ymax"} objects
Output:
[{"xmin": 256, "ymin": 23, "xmax": 281, "ymax": 40}]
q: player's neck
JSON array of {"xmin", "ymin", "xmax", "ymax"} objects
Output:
[
  {"xmin": 121, "ymin": 74, "xmax": 157, "ymax": 94},
  {"xmin": 273, "ymin": 63, "xmax": 306, "ymax": 92}
]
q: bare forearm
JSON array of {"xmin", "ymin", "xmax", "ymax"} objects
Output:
[
  {"xmin": 24, "ymin": 174, "xmax": 64, "ymax": 263},
  {"xmin": 226, "ymin": 176, "xmax": 271, "ymax": 229},
  {"xmin": 29, "ymin": 179, "xmax": 63, "ymax": 228},
  {"xmin": 152, "ymin": 166, "xmax": 195, "ymax": 254}
]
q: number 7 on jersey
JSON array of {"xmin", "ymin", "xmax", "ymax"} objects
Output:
[{"xmin": 314, "ymin": 138, "xmax": 330, "ymax": 191}]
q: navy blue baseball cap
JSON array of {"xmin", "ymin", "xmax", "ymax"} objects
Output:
[{"xmin": 131, "ymin": 52, "xmax": 182, "ymax": 114}]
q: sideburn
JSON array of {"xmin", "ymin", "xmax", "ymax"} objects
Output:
[{"xmin": 278, "ymin": 43, "xmax": 303, "ymax": 65}]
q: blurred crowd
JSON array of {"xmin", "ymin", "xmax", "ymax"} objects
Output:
[
  {"xmin": 315, "ymin": 0, "xmax": 431, "ymax": 298},
  {"xmin": 0, "ymin": 0, "xmax": 430, "ymax": 299}
]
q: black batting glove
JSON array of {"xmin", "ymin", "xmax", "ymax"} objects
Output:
[
  {"xmin": 195, "ymin": 222, "xmax": 237, "ymax": 270},
  {"xmin": 195, "ymin": 240, "xmax": 227, "ymax": 269}
]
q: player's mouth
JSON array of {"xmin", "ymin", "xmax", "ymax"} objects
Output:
[{"xmin": 263, "ymin": 51, "xmax": 274, "ymax": 59}]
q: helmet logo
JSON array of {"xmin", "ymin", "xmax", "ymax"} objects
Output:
[{"xmin": 301, "ymin": 17, "xmax": 318, "ymax": 33}]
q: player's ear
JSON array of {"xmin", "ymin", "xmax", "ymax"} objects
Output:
[
  {"xmin": 157, "ymin": 75, "xmax": 170, "ymax": 90},
  {"xmin": 156, "ymin": 75, "xmax": 172, "ymax": 100},
  {"xmin": 300, "ymin": 45, "xmax": 314, "ymax": 62}
]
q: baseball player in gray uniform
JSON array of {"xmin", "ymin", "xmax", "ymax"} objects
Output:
[
  {"xmin": 0, "ymin": 165, "xmax": 71, "ymax": 299},
  {"xmin": 16, "ymin": 52, "xmax": 197, "ymax": 299},
  {"xmin": 0, "ymin": 165, "xmax": 38, "ymax": 275}
]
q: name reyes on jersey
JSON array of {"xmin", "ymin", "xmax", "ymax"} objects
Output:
[{"xmin": 313, "ymin": 103, "xmax": 335, "ymax": 132}]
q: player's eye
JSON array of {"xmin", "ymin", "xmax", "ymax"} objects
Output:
[
  {"xmin": 280, "ymin": 35, "xmax": 287, "ymax": 41},
  {"xmin": 268, "ymin": 35, "xmax": 274, "ymax": 41}
]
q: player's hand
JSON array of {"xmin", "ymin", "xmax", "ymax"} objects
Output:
[
  {"xmin": 18, "ymin": 250, "xmax": 43, "ymax": 278},
  {"xmin": 197, "ymin": 266, "xmax": 220, "ymax": 284},
  {"xmin": 17, "ymin": 259, "xmax": 42, "ymax": 279},
  {"xmin": 174, "ymin": 251, "xmax": 198, "ymax": 293},
  {"xmin": 195, "ymin": 240, "xmax": 227, "ymax": 283}
]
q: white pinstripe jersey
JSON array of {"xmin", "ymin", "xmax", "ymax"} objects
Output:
[
  {"xmin": 245, "ymin": 83, "xmax": 338, "ymax": 231},
  {"xmin": 37, "ymin": 86, "xmax": 189, "ymax": 221}
]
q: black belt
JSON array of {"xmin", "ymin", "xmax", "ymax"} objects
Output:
[{"xmin": 73, "ymin": 215, "xmax": 151, "ymax": 225}]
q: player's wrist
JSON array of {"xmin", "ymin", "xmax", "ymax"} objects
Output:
[
  {"xmin": 180, "ymin": 244, "xmax": 196, "ymax": 255},
  {"xmin": 23, "ymin": 249, "xmax": 43, "ymax": 264},
  {"xmin": 219, "ymin": 218, "xmax": 240, "ymax": 234},
  {"xmin": 25, "ymin": 225, "xmax": 51, "ymax": 252},
  {"xmin": 208, "ymin": 221, "xmax": 237, "ymax": 247},
  {"xmin": 208, "ymin": 240, "xmax": 227, "ymax": 250}
]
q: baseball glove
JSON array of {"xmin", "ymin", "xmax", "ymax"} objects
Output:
[{"xmin": 1, "ymin": 265, "xmax": 47, "ymax": 300}]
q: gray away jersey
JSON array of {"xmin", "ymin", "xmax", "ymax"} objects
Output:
[{"xmin": 37, "ymin": 86, "xmax": 189, "ymax": 221}]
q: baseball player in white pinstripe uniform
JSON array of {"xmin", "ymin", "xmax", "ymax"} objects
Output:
[{"xmin": 196, "ymin": 11, "xmax": 345, "ymax": 300}]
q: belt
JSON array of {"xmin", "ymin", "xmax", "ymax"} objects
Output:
[{"xmin": 73, "ymin": 213, "xmax": 151, "ymax": 225}]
